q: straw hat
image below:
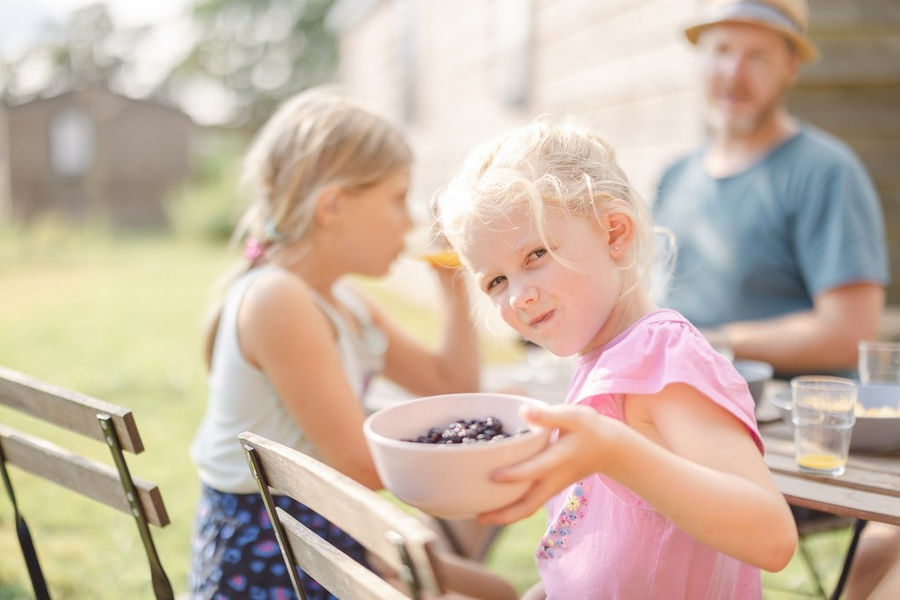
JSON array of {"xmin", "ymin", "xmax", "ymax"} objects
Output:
[{"xmin": 684, "ymin": 0, "xmax": 819, "ymax": 63}]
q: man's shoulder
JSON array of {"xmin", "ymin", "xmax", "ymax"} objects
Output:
[{"xmin": 782, "ymin": 123, "xmax": 864, "ymax": 168}]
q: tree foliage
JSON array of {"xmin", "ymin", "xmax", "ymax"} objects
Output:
[
  {"xmin": 165, "ymin": 0, "xmax": 337, "ymax": 129},
  {"xmin": 1, "ymin": 3, "xmax": 129, "ymax": 103},
  {"xmin": 1, "ymin": 0, "xmax": 338, "ymax": 129}
]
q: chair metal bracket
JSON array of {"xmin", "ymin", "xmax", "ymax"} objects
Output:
[
  {"xmin": 244, "ymin": 443, "xmax": 308, "ymax": 600},
  {"xmin": 386, "ymin": 529, "xmax": 421, "ymax": 600},
  {"xmin": 830, "ymin": 519, "xmax": 868, "ymax": 600},
  {"xmin": 0, "ymin": 440, "xmax": 51, "ymax": 600},
  {"xmin": 98, "ymin": 414, "xmax": 173, "ymax": 600}
]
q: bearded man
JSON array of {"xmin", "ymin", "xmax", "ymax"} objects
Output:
[
  {"xmin": 653, "ymin": 0, "xmax": 889, "ymax": 378},
  {"xmin": 654, "ymin": 3, "xmax": 897, "ymax": 597}
]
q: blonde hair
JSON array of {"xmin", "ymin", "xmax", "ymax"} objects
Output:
[
  {"xmin": 433, "ymin": 117, "xmax": 655, "ymax": 292},
  {"xmin": 237, "ymin": 86, "xmax": 412, "ymax": 248},
  {"xmin": 204, "ymin": 87, "xmax": 412, "ymax": 368}
]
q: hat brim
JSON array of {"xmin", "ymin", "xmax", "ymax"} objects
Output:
[{"xmin": 685, "ymin": 18, "xmax": 819, "ymax": 63}]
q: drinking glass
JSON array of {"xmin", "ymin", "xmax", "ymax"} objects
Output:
[
  {"xmin": 791, "ymin": 376, "xmax": 857, "ymax": 476},
  {"xmin": 856, "ymin": 339, "xmax": 900, "ymax": 423},
  {"xmin": 858, "ymin": 340, "xmax": 900, "ymax": 384}
]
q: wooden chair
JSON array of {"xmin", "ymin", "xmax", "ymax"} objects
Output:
[
  {"xmin": 0, "ymin": 365, "xmax": 173, "ymax": 600},
  {"xmin": 239, "ymin": 430, "xmax": 519, "ymax": 600}
]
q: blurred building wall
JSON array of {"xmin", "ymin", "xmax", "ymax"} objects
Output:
[
  {"xmin": 4, "ymin": 87, "xmax": 193, "ymax": 228},
  {"xmin": 790, "ymin": 0, "xmax": 900, "ymax": 303},
  {"xmin": 329, "ymin": 0, "xmax": 699, "ymax": 205},
  {"xmin": 0, "ymin": 106, "xmax": 10, "ymax": 221},
  {"xmin": 328, "ymin": 0, "xmax": 900, "ymax": 302}
]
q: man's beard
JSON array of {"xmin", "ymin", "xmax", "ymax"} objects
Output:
[{"xmin": 706, "ymin": 86, "xmax": 787, "ymax": 138}]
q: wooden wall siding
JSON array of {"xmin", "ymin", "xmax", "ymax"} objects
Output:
[
  {"xmin": 794, "ymin": 0, "xmax": 900, "ymax": 301},
  {"xmin": 7, "ymin": 102, "xmax": 51, "ymax": 178},
  {"xmin": 531, "ymin": 0, "xmax": 702, "ymax": 195},
  {"xmin": 0, "ymin": 108, "xmax": 10, "ymax": 220},
  {"xmin": 7, "ymin": 98, "xmax": 88, "ymax": 221},
  {"xmin": 338, "ymin": 4, "xmax": 406, "ymax": 123},
  {"xmin": 337, "ymin": 0, "xmax": 696, "ymax": 212},
  {"xmin": 333, "ymin": 0, "xmax": 899, "ymax": 301}
]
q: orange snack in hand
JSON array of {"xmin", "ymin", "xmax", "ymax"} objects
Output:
[{"xmin": 422, "ymin": 250, "xmax": 461, "ymax": 268}]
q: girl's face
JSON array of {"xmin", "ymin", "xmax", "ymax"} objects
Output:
[
  {"xmin": 340, "ymin": 168, "xmax": 413, "ymax": 276},
  {"xmin": 461, "ymin": 203, "xmax": 628, "ymax": 357}
]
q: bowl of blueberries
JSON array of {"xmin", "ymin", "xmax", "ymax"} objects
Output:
[{"xmin": 363, "ymin": 392, "xmax": 551, "ymax": 519}]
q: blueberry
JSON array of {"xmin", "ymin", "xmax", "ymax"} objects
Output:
[{"xmin": 404, "ymin": 416, "xmax": 529, "ymax": 445}]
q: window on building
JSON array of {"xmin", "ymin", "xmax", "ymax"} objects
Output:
[{"xmin": 49, "ymin": 107, "xmax": 95, "ymax": 177}]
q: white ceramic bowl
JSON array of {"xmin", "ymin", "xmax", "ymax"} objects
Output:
[
  {"xmin": 768, "ymin": 387, "xmax": 794, "ymax": 426},
  {"xmin": 363, "ymin": 392, "xmax": 551, "ymax": 519},
  {"xmin": 851, "ymin": 384, "xmax": 900, "ymax": 453},
  {"xmin": 734, "ymin": 359, "xmax": 774, "ymax": 405},
  {"xmin": 769, "ymin": 383, "xmax": 900, "ymax": 453}
]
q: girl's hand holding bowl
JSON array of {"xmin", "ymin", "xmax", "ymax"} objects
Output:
[
  {"xmin": 477, "ymin": 403, "xmax": 632, "ymax": 525},
  {"xmin": 363, "ymin": 392, "xmax": 551, "ymax": 519}
]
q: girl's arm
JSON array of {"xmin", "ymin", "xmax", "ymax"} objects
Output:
[
  {"xmin": 365, "ymin": 264, "xmax": 481, "ymax": 395},
  {"xmin": 239, "ymin": 270, "xmax": 381, "ymax": 489},
  {"xmin": 617, "ymin": 383, "xmax": 797, "ymax": 570},
  {"xmin": 480, "ymin": 384, "xmax": 798, "ymax": 572}
]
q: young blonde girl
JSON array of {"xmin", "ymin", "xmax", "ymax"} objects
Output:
[
  {"xmin": 433, "ymin": 118, "xmax": 798, "ymax": 599},
  {"xmin": 188, "ymin": 88, "xmax": 513, "ymax": 599}
]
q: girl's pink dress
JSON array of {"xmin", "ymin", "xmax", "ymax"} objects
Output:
[{"xmin": 536, "ymin": 309, "xmax": 764, "ymax": 599}]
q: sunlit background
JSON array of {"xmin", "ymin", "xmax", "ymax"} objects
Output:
[
  {"xmin": 0, "ymin": 1, "xmax": 898, "ymax": 598},
  {"xmin": 2, "ymin": 0, "xmax": 897, "ymax": 298}
]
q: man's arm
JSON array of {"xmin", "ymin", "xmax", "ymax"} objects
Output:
[{"xmin": 717, "ymin": 282, "xmax": 884, "ymax": 374}]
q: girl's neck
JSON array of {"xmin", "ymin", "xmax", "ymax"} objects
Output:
[
  {"xmin": 582, "ymin": 288, "xmax": 657, "ymax": 356},
  {"xmin": 268, "ymin": 240, "xmax": 343, "ymax": 302}
]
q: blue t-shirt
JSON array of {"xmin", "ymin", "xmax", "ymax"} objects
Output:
[{"xmin": 653, "ymin": 124, "xmax": 889, "ymax": 329}]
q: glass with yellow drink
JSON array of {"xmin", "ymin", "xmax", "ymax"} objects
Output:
[
  {"xmin": 421, "ymin": 249, "xmax": 461, "ymax": 268},
  {"xmin": 791, "ymin": 376, "xmax": 857, "ymax": 476},
  {"xmin": 405, "ymin": 223, "xmax": 461, "ymax": 268}
]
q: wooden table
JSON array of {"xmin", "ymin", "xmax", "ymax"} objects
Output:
[
  {"xmin": 370, "ymin": 365, "xmax": 899, "ymax": 598},
  {"xmin": 754, "ymin": 383, "xmax": 899, "ymax": 600},
  {"xmin": 755, "ymin": 379, "xmax": 900, "ymax": 526},
  {"xmin": 761, "ymin": 421, "xmax": 900, "ymax": 526}
]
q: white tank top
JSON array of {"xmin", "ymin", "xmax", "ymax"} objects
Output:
[{"xmin": 190, "ymin": 266, "xmax": 387, "ymax": 493}]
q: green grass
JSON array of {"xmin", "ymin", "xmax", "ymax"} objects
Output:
[
  {"xmin": 0, "ymin": 224, "xmax": 856, "ymax": 598},
  {"xmin": 0, "ymin": 225, "xmax": 228, "ymax": 599}
]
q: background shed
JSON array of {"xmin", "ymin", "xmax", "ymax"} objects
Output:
[{"xmin": 2, "ymin": 86, "xmax": 193, "ymax": 228}]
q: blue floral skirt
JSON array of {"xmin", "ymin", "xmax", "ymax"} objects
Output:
[{"xmin": 189, "ymin": 484, "xmax": 370, "ymax": 599}]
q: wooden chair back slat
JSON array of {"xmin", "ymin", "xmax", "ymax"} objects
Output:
[
  {"xmin": 0, "ymin": 366, "xmax": 174, "ymax": 598},
  {"xmin": 0, "ymin": 366, "xmax": 143, "ymax": 453},
  {"xmin": 239, "ymin": 431, "xmax": 446, "ymax": 597},
  {"xmin": 0, "ymin": 424, "xmax": 169, "ymax": 527},
  {"xmin": 277, "ymin": 508, "xmax": 409, "ymax": 600}
]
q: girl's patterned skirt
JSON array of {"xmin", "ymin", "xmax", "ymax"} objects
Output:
[{"xmin": 189, "ymin": 484, "xmax": 369, "ymax": 599}]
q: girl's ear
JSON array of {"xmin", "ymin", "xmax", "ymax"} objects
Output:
[
  {"xmin": 606, "ymin": 212, "xmax": 634, "ymax": 258},
  {"xmin": 313, "ymin": 185, "xmax": 345, "ymax": 226}
]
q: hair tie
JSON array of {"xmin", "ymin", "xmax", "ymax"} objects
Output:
[
  {"xmin": 243, "ymin": 237, "xmax": 266, "ymax": 262},
  {"xmin": 265, "ymin": 219, "xmax": 284, "ymax": 243}
]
